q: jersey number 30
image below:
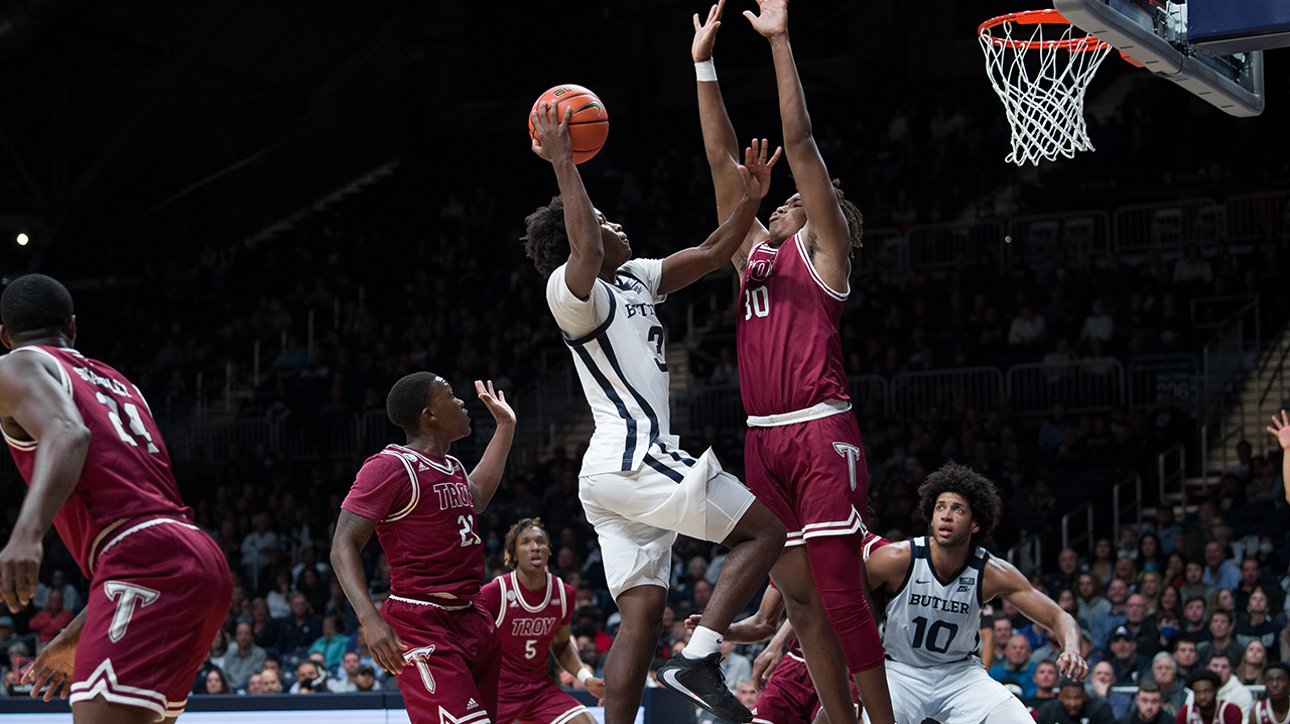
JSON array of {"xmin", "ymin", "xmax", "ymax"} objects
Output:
[
  {"xmin": 744, "ymin": 287, "xmax": 770, "ymax": 320},
  {"xmin": 910, "ymin": 615, "xmax": 959, "ymax": 654}
]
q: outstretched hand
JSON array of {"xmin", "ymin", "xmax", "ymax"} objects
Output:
[
  {"xmin": 692, "ymin": 0, "xmax": 725, "ymax": 62},
  {"xmin": 21, "ymin": 627, "xmax": 76, "ymax": 701},
  {"xmin": 743, "ymin": 0, "xmax": 788, "ymax": 39},
  {"xmin": 1268, "ymin": 410, "xmax": 1290, "ymax": 450},
  {"xmin": 1057, "ymin": 651, "xmax": 1088, "ymax": 682},
  {"xmin": 738, "ymin": 138, "xmax": 781, "ymax": 200},
  {"xmin": 530, "ymin": 102, "xmax": 574, "ymax": 163},
  {"xmin": 476, "ymin": 380, "xmax": 515, "ymax": 427}
]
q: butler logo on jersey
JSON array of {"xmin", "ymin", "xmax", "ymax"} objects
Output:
[{"xmin": 907, "ymin": 594, "xmax": 974, "ymax": 614}]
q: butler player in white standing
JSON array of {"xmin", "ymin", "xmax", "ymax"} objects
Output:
[
  {"xmin": 523, "ymin": 102, "xmax": 786, "ymax": 724},
  {"xmin": 480, "ymin": 518, "xmax": 604, "ymax": 724},
  {"xmin": 863, "ymin": 462, "xmax": 1087, "ymax": 724},
  {"xmin": 330, "ymin": 372, "xmax": 514, "ymax": 724},
  {"xmin": 692, "ymin": 3, "xmax": 889, "ymax": 724}
]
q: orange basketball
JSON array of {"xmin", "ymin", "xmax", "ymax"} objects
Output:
[{"xmin": 528, "ymin": 84, "xmax": 609, "ymax": 164}]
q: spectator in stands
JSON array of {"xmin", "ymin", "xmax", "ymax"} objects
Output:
[
  {"xmin": 1208, "ymin": 590, "xmax": 1235, "ymax": 617},
  {"xmin": 1182, "ymin": 597, "xmax": 1210, "ymax": 640},
  {"xmin": 1139, "ymin": 573, "xmax": 1164, "ymax": 617},
  {"xmin": 1234, "ymin": 590, "xmax": 1280, "ymax": 651},
  {"xmin": 991, "ymin": 618, "xmax": 1014, "ymax": 668},
  {"xmin": 717, "ymin": 639, "xmax": 751, "ymax": 695},
  {"xmin": 354, "ymin": 664, "xmax": 379, "ymax": 692},
  {"xmin": 1008, "ymin": 305, "xmax": 1047, "ymax": 351},
  {"xmin": 265, "ymin": 568, "xmax": 293, "ymax": 619},
  {"xmin": 276, "ymin": 593, "xmax": 322, "ymax": 658},
  {"xmin": 1173, "ymin": 245, "xmax": 1213, "ymax": 289},
  {"xmin": 1091, "ymin": 539, "xmax": 1116, "ymax": 586},
  {"xmin": 1137, "ymin": 535, "xmax": 1165, "ymax": 575},
  {"xmin": 1119, "ymin": 680, "xmax": 1171, "ymax": 724},
  {"xmin": 241, "ymin": 512, "xmax": 280, "ymax": 592},
  {"xmin": 1181, "ymin": 564, "xmax": 1216, "ymax": 606},
  {"xmin": 1055, "ymin": 590, "xmax": 1090, "ymax": 630},
  {"xmin": 1036, "ymin": 676, "xmax": 1115, "ymax": 724},
  {"xmin": 1026, "ymin": 661, "xmax": 1060, "ymax": 709},
  {"xmin": 33, "ymin": 570, "xmax": 81, "ymax": 612},
  {"xmin": 1156, "ymin": 510, "xmax": 1182, "ymax": 557},
  {"xmin": 1079, "ymin": 573, "xmax": 1112, "ymax": 622},
  {"xmin": 308, "ymin": 614, "xmax": 348, "ymax": 670},
  {"xmin": 249, "ymin": 598, "xmax": 280, "ymax": 650},
  {"xmin": 1089, "ymin": 660, "xmax": 1134, "ymax": 718},
  {"xmin": 1093, "ymin": 579, "xmax": 1131, "ymax": 652},
  {"xmin": 1038, "ymin": 404, "xmax": 1068, "ymax": 452},
  {"xmin": 1123, "ymin": 595, "xmax": 1161, "ymax": 658},
  {"xmin": 1146, "ymin": 652, "xmax": 1187, "ymax": 719},
  {"xmin": 1199, "ymin": 611, "xmax": 1243, "ymax": 666},
  {"xmin": 1205, "ymin": 652, "xmax": 1252, "ymax": 718},
  {"xmin": 258, "ymin": 668, "xmax": 282, "ymax": 694},
  {"xmin": 1102, "ymin": 626, "xmax": 1152, "ymax": 686},
  {"xmin": 990, "ymin": 634, "xmax": 1038, "ymax": 697},
  {"xmin": 1174, "ymin": 639, "xmax": 1202, "ymax": 681},
  {"xmin": 246, "ymin": 673, "xmax": 263, "ymax": 695},
  {"xmin": 28, "ymin": 590, "xmax": 73, "ymax": 643},
  {"xmin": 1049, "ymin": 549, "xmax": 1082, "ymax": 594},
  {"xmin": 1080, "ymin": 299, "xmax": 1115, "ymax": 346},
  {"xmin": 1032, "ymin": 624, "xmax": 1071, "ymax": 667},
  {"xmin": 290, "ymin": 660, "xmax": 328, "ymax": 694},
  {"xmin": 0, "ymin": 615, "xmax": 14, "ymax": 646},
  {"xmin": 331, "ymin": 651, "xmax": 364, "ymax": 692},
  {"xmin": 1149, "ymin": 389, "xmax": 1194, "ymax": 453},
  {"xmin": 204, "ymin": 667, "xmax": 231, "ymax": 695},
  {"xmin": 1235, "ymin": 558, "xmax": 1283, "ymax": 613},
  {"xmin": 220, "ymin": 622, "xmax": 267, "ymax": 691},
  {"xmin": 1235, "ymin": 640, "xmax": 1266, "ymax": 686}
]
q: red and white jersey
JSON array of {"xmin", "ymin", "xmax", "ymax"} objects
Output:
[
  {"xmin": 2, "ymin": 346, "xmax": 189, "ymax": 578},
  {"xmin": 1253, "ymin": 700, "xmax": 1290, "ymax": 724},
  {"xmin": 736, "ymin": 233, "xmax": 851, "ymax": 418},
  {"xmin": 1179, "ymin": 700, "xmax": 1243, "ymax": 724},
  {"xmin": 341, "ymin": 444, "xmax": 484, "ymax": 599},
  {"xmin": 479, "ymin": 571, "xmax": 575, "ymax": 690}
]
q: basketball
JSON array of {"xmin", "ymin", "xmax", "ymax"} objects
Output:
[{"xmin": 528, "ymin": 84, "xmax": 609, "ymax": 164}]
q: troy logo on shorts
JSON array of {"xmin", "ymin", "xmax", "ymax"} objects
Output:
[
  {"xmin": 404, "ymin": 645, "xmax": 437, "ymax": 692},
  {"xmin": 832, "ymin": 442, "xmax": 862, "ymax": 491},
  {"xmin": 104, "ymin": 582, "xmax": 160, "ymax": 643}
]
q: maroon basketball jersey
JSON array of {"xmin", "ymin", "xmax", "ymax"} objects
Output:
[
  {"xmin": 2, "ymin": 346, "xmax": 189, "ymax": 578},
  {"xmin": 480, "ymin": 571, "xmax": 574, "ymax": 689},
  {"xmin": 341, "ymin": 444, "xmax": 484, "ymax": 599},
  {"xmin": 736, "ymin": 234, "xmax": 851, "ymax": 417}
]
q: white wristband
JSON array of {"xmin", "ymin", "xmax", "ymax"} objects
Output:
[
  {"xmin": 577, "ymin": 668, "xmax": 594, "ymax": 684},
  {"xmin": 695, "ymin": 59, "xmax": 717, "ymax": 82}
]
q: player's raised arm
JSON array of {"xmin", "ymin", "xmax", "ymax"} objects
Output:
[
  {"xmin": 657, "ymin": 139, "xmax": 780, "ymax": 296},
  {"xmin": 746, "ymin": 0, "xmax": 854, "ymax": 291},
  {"xmin": 693, "ymin": 0, "xmax": 770, "ymax": 272},
  {"xmin": 330, "ymin": 510, "xmax": 407, "ymax": 675},
  {"xmin": 986, "ymin": 557, "xmax": 1088, "ymax": 681},
  {"xmin": 1267, "ymin": 410, "xmax": 1290, "ymax": 505},
  {"xmin": 466, "ymin": 380, "xmax": 515, "ymax": 513},
  {"xmin": 531, "ymin": 102, "xmax": 603, "ymax": 300},
  {"xmin": 0, "ymin": 353, "xmax": 91, "ymax": 613}
]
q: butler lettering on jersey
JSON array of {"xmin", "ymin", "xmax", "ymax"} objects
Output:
[
  {"xmin": 907, "ymin": 594, "xmax": 973, "ymax": 614},
  {"xmin": 624, "ymin": 302, "xmax": 657, "ymax": 319},
  {"xmin": 511, "ymin": 617, "xmax": 559, "ymax": 638},
  {"xmin": 433, "ymin": 481, "xmax": 472, "ymax": 510}
]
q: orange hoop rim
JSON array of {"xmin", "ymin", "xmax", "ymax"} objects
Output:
[{"xmin": 978, "ymin": 9, "xmax": 1111, "ymax": 52}]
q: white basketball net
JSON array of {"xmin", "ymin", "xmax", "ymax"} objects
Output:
[{"xmin": 979, "ymin": 13, "xmax": 1112, "ymax": 166}]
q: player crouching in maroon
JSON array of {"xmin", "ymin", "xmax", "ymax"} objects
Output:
[
  {"xmin": 481, "ymin": 518, "xmax": 605, "ymax": 724},
  {"xmin": 331, "ymin": 373, "xmax": 515, "ymax": 724},
  {"xmin": 0, "ymin": 273, "xmax": 232, "ymax": 723}
]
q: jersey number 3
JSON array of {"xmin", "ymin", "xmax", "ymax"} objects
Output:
[{"xmin": 744, "ymin": 287, "xmax": 770, "ymax": 320}]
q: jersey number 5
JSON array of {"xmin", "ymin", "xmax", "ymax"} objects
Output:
[
  {"xmin": 744, "ymin": 287, "xmax": 770, "ymax": 320},
  {"xmin": 95, "ymin": 392, "xmax": 160, "ymax": 454}
]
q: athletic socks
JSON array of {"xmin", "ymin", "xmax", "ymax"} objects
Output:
[{"xmin": 682, "ymin": 625, "xmax": 723, "ymax": 659}]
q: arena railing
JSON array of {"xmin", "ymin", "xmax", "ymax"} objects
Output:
[
  {"xmin": 1224, "ymin": 188, "xmax": 1290, "ymax": 243},
  {"xmin": 1112, "ymin": 197, "xmax": 1224, "ymax": 252},
  {"xmin": 1157, "ymin": 442, "xmax": 1189, "ymax": 512},
  {"xmin": 1005, "ymin": 358, "xmax": 1126, "ymax": 417},
  {"xmin": 1128, "ymin": 354, "xmax": 1200, "ymax": 414},
  {"xmin": 888, "ymin": 366, "xmax": 1005, "ymax": 420},
  {"xmin": 1191, "ymin": 294, "xmax": 1258, "ymax": 331},
  {"xmin": 1005, "ymin": 210, "xmax": 1112, "ymax": 270},
  {"xmin": 905, "ymin": 219, "xmax": 1006, "ymax": 272},
  {"xmin": 1111, "ymin": 474, "xmax": 1144, "ymax": 537},
  {"xmin": 1200, "ymin": 298, "xmax": 1261, "ymax": 483},
  {"xmin": 1061, "ymin": 503, "xmax": 1095, "ymax": 555},
  {"xmin": 1254, "ymin": 332, "xmax": 1290, "ymax": 459}
]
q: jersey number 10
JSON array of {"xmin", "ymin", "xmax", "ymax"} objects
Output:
[{"xmin": 910, "ymin": 615, "xmax": 959, "ymax": 654}]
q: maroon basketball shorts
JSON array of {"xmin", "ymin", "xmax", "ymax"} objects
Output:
[
  {"xmin": 744, "ymin": 411, "xmax": 869, "ymax": 546},
  {"xmin": 383, "ymin": 594, "xmax": 501, "ymax": 724},
  {"xmin": 498, "ymin": 680, "xmax": 590, "ymax": 724},
  {"xmin": 754, "ymin": 650, "xmax": 860, "ymax": 724},
  {"xmin": 70, "ymin": 517, "xmax": 232, "ymax": 721}
]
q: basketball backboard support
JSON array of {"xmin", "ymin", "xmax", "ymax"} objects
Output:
[{"xmin": 1052, "ymin": 0, "xmax": 1266, "ymax": 117}]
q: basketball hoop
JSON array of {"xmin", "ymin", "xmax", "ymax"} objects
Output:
[{"xmin": 978, "ymin": 9, "xmax": 1113, "ymax": 166}]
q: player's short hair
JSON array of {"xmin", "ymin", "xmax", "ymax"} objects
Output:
[
  {"xmin": 504, "ymin": 517, "xmax": 549, "ymax": 570},
  {"xmin": 1, "ymin": 274, "xmax": 74, "ymax": 337},
  {"xmin": 523, "ymin": 195, "xmax": 571, "ymax": 278},
  {"xmin": 917, "ymin": 461, "xmax": 1001, "ymax": 546},
  {"xmin": 1265, "ymin": 662, "xmax": 1290, "ymax": 678},
  {"xmin": 386, "ymin": 372, "xmax": 439, "ymax": 433},
  {"xmin": 1186, "ymin": 669, "xmax": 1222, "ymax": 690}
]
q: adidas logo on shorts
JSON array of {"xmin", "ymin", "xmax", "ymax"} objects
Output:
[{"xmin": 467, "ymin": 699, "xmax": 478, "ymax": 710}]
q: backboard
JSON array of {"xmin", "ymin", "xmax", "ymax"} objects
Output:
[{"xmin": 1052, "ymin": 0, "xmax": 1276, "ymax": 117}]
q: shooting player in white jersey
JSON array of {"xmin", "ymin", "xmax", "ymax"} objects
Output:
[
  {"xmin": 863, "ymin": 462, "xmax": 1089, "ymax": 724},
  {"xmin": 523, "ymin": 102, "xmax": 788, "ymax": 724}
]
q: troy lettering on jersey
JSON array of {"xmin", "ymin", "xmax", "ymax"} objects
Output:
[
  {"xmin": 510, "ymin": 616, "xmax": 558, "ymax": 638},
  {"xmin": 624, "ymin": 302, "xmax": 657, "ymax": 319},
  {"xmin": 70, "ymin": 367, "xmax": 134, "ymax": 398},
  {"xmin": 907, "ymin": 593, "xmax": 973, "ymax": 614},
  {"xmin": 432, "ymin": 481, "xmax": 472, "ymax": 511}
]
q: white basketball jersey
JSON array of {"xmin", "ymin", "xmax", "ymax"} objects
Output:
[
  {"xmin": 883, "ymin": 536, "xmax": 989, "ymax": 667},
  {"xmin": 547, "ymin": 259, "xmax": 678, "ymax": 476}
]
